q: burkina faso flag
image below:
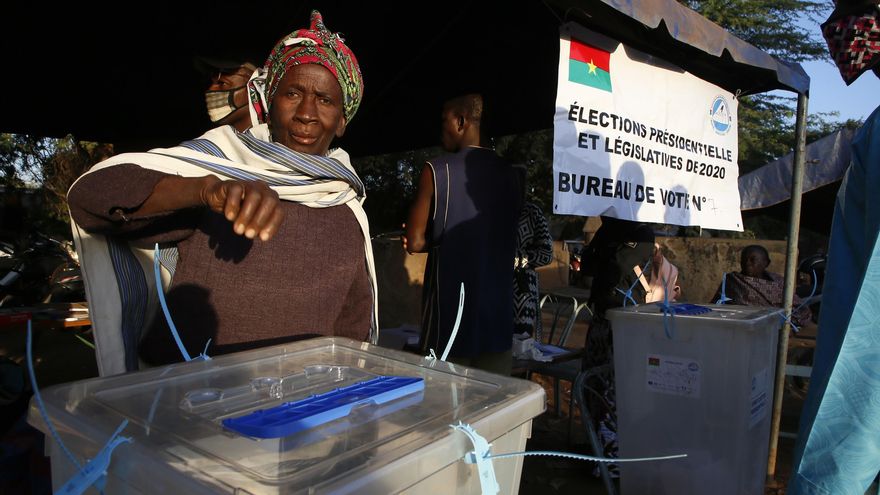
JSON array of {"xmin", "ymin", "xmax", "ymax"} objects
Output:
[{"xmin": 568, "ymin": 38, "xmax": 612, "ymax": 92}]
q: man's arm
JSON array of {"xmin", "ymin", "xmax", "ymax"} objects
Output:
[{"xmin": 403, "ymin": 164, "xmax": 434, "ymax": 254}]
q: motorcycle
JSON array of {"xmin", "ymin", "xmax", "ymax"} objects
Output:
[
  {"xmin": 566, "ymin": 240, "xmax": 589, "ymax": 288},
  {"xmin": 569, "ymin": 248, "xmax": 582, "ymax": 284},
  {"xmin": 786, "ymin": 252, "xmax": 827, "ymax": 399},
  {"xmin": 796, "ymin": 252, "xmax": 826, "ymax": 322},
  {"xmin": 0, "ymin": 232, "xmax": 84, "ymax": 308}
]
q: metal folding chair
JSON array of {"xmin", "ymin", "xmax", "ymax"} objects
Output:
[
  {"xmin": 574, "ymin": 365, "xmax": 618, "ymax": 495},
  {"xmin": 524, "ymin": 296, "xmax": 593, "ymax": 439}
]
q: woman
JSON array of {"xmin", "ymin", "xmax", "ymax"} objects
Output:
[
  {"xmin": 513, "ymin": 201, "xmax": 553, "ymax": 338},
  {"xmin": 68, "ymin": 11, "xmax": 376, "ymax": 374}
]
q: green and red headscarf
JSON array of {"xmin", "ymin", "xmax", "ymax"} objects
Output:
[{"xmin": 249, "ymin": 10, "xmax": 363, "ymax": 125}]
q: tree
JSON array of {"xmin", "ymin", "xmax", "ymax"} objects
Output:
[
  {"xmin": 679, "ymin": 0, "xmax": 828, "ymax": 63},
  {"xmin": 0, "ymin": 134, "xmax": 54, "ymax": 188},
  {"xmin": 0, "ymin": 133, "xmax": 112, "ymax": 238},
  {"xmin": 352, "ymin": 146, "xmax": 440, "ymax": 235},
  {"xmin": 680, "ymin": 0, "xmax": 834, "ymax": 174},
  {"xmin": 41, "ymin": 138, "xmax": 114, "ymax": 227},
  {"xmin": 494, "ymin": 130, "xmax": 554, "ymax": 211},
  {"xmin": 677, "ymin": 1, "xmax": 858, "ymax": 241}
]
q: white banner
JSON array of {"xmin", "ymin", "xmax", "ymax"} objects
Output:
[{"xmin": 553, "ymin": 24, "xmax": 743, "ymax": 231}]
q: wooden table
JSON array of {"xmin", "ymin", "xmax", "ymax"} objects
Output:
[{"xmin": 0, "ymin": 302, "xmax": 91, "ymax": 330}]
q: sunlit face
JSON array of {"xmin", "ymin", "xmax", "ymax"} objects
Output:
[
  {"xmin": 269, "ymin": 64, "xmax": 346, "ymax": 155},
  {"xmin": 741, "ymin": 248, "xmax": 769, "ymax": 278}
]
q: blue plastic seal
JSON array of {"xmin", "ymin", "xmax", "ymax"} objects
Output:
[
  {"xmin": 223, "ymin": 375, "xmax": 424, "ymax": 438},
  {"xmin": 656, "ymin": 302, "xmax": 712, "ymax": 315}
]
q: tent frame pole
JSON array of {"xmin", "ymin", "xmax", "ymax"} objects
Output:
[{"xmin": 767, "ymin": 91, "xmax": 809, "ymax": 483}]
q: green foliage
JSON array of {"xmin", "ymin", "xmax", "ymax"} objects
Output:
[
  {"xmin": 352, "ymin": 129, "xmax": 560, "ymax": 236},
  {"xmin": 679, "ymin": 0, "xmax": 828, "ymax": 62},
  {"xmin": 736, "ymin": 94, "xmax": 797, "ymax": 174},
  {"xmin": 41, "ymin": 137, "xmax": 114, "ymax": 226},
  {"xmin": 352, "ymin": 146, "xmax": 440, "ymax": 235},
  {"xmin": 678, "ymin": 0, "xmax": 847, "ymax": 177},
  {"xmin": 678, "ymin": 0, "xmax": 856, "ymax": 241},
  {"xmin": 0, "ymin": 133, "xmax": 112, "ymax": 238},
  {"xmin": 494, "ymin": 130, "xmax": 554, "ymax": 212},
  {"xmin": 0, "ymin": 134, "xmax": 55, "ymax": 187}
]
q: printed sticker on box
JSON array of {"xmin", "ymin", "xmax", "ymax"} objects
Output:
[
  {"xmin": 646, "ymin": 354, "xmax": 701, "ymax": 398},
  {"xmin": 749, "ymin": 367, "xmax": 770, "ymax": 429}
]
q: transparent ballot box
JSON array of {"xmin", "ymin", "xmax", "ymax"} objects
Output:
[
  {"xmin": 28, "ymin": 337, "xmax": 545, "ymax": 494},
  {"xmin": 607, "ymin": 304, "xmax": 781, "ymax": 495}
]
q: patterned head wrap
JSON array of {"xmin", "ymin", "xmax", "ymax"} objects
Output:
[
  {"xmin": 821, "ymin": 1, "xmax": 880, "ymax": 84},
  {"xmin": 248, "ymin": 10, "xmax": 363, "ymax": 124}
]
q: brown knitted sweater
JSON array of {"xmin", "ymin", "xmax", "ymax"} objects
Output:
[{"xmin": 69, "ymin": 164, "xmax": 372, "ymax": 365}]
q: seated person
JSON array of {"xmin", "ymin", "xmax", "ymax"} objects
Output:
[
  {"xmin": 67, "ymin": 11, "xmax": 375, "ymax": 375},
  {"xmin": 712, "ymin": 244, "xmax": 812, "ymax": 327}
]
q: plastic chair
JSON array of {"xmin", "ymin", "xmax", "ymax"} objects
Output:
[{"xmin": 573, "ymin": 365, "xmax": 618, "ymax": 495}]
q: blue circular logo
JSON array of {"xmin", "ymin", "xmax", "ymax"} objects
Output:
[
  {"xmin": 688, "ymin": 362, "xmax": 700, "ymax": 372},
  {"xmin": 710, "ymin": 96, "xmax": 732, "ymax": 135}
]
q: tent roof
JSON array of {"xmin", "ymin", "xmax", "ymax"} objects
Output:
[
  {"xmin": 0, "ymin": 0, "xmax": 808, "ymax": 157},
  {"xmin": 550, "ymin": 0, "xmax": 810, "ymax": 96},
  {"xmin": 739, "ymin": 128, "xmax": 855, "ymax": 211}
]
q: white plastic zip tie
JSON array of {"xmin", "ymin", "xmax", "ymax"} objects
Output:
[
  {"xmin": 440, "ymin": 283, "xmax": 465, "ymax": 361},
  {"xmin": 452, "ymin": 421, "xmax": 687, "ymax": 495}
]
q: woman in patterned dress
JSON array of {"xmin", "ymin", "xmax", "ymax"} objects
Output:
[{"xmin": 513, "ymin": 201, "xmax": 553, "ymax": 338}]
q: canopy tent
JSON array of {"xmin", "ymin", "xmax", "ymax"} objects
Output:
[
  {"xmin": 0, "ymin": 0, "xmax": 807, "ymax": 156},
  {"xmin": 0, "ymin": 0, "xmax": 811, "ymax": 483},
  {"xmin": 546, "ymin": 0, "xmax": 809, "ymax": 96},
  {"xmin": 740, "ymin": 128, "xmax": 854, "ymax": 211},
  {"xmin": 739, "ymin": 128, "xmax": 852, "ymax": 256},
  {"xmin": 547, "ymin": 5, "xmax": 810, "ymax": 481}
]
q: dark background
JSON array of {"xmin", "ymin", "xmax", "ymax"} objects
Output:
[
  {"xmin": 0, "ymin": 0, "xmax": 804, "ymax": 157},
  {"xmin": 1, "ymin": 2, "xmax": 562, "ymax": 155}
]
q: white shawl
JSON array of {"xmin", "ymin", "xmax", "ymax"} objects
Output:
[{"xmin": 70, "ymin": 125, "xmax": 378, "ymax": 376}]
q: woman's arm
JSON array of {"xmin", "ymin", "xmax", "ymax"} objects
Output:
[{"xmin": 69, "ymin": 165, "xmax": 284, "ymax": 242}]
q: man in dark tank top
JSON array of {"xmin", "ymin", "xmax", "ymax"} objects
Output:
[{"xmin": 404, "ymin": 93, "xmax": 523, "ymax": 375}]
